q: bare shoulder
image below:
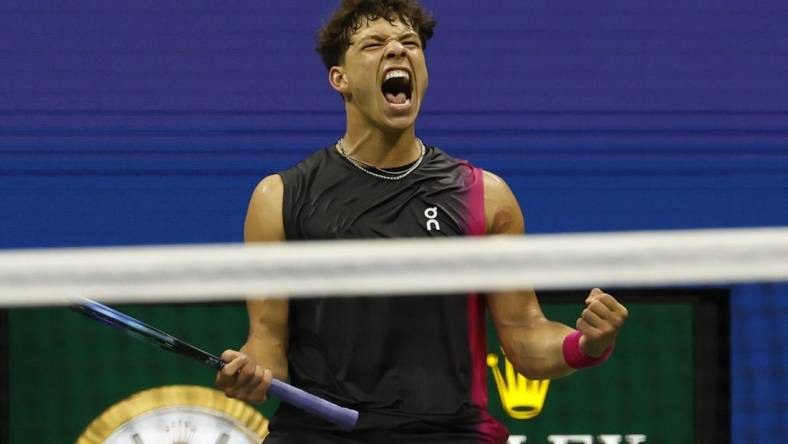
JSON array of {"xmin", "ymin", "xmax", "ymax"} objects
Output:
[
  {"xmin": 244, "ymin": 174, "xmax": 285, "ymax": 242},
  {"xmin": 253, "ymin": 174, "xmax": 284, "ymax": 201},
  {"xmin": 482, "ymin": 170, "xmax": 525, "ymax": 235}
]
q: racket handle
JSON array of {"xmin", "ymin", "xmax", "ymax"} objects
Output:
[
  {"xmin": 212, "ymin": 357, "xmax": 356, "ymax": 430},
  {"xmin": 267, "ymin": 379, "xmax": 359, "ymax": 431}
]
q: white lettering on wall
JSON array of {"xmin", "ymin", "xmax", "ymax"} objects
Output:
[
  {"xmin": 506, "ymin": 434, "xmax": 646, "ymax": 443},
  {"xmin": 548, "ymin": 436, "xmax": 593, "ymax": 444}
]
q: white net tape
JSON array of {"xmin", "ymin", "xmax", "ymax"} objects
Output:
[{"xmin": 2, "ymin": 226, "xmax": 788, "ymax": 306}]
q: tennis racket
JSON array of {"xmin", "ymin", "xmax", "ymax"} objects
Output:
[{"xmin": 71, "ymin": 297, "xmax": 359, "ymax": 431}]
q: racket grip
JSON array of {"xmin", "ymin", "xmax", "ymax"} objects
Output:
[{"xmin": 267, "ymin": 379, "xmax": 359, "ymax": 431}]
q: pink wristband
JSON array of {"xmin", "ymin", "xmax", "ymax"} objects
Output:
[{"xmin": 562, "ymin": 331, "xmax": 614, "ymax": 369}]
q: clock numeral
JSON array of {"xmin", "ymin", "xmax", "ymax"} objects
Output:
[
  {"xmin": 215, "ymin": 432, "xmax": 230, "ymax": 444},
  {"xmin": 131, "ymin": 433, "xmax": 145, "ymax": 444}
]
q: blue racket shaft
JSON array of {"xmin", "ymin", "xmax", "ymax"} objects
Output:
[{"xmin": 71, "ymin": 297, "xmax": 359, "ymax": 431}]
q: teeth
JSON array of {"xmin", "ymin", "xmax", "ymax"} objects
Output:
[{"xmin": 385, "ymin": 69, "xmax": 410, "ymax": 81}]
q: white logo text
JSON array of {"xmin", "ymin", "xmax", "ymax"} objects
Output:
[{"xmin": 424, "ymin": 207, "xmax": 441, "ymax": 231}]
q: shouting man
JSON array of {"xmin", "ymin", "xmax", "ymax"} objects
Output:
[{"xmin": 216, "ymin": 1, "xmax": 628, "ymax": 443}]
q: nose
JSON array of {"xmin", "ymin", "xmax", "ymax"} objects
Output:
[{"xmin": 384, "ymin": 41, "xmax": 406, "ymax": 59}]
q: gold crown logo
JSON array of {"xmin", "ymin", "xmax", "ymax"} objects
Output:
[{"xmin": 486, "ymin": 352, "xmax": 550, "ymax": 419}]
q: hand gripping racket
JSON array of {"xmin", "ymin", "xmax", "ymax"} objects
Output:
[{"xmin": 71, "ymin": 297, "xmax": 359, "ymax": 431}]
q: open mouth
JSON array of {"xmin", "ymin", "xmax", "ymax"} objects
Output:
[{"xmin": 381, "ymin": 69, "xmax": 413, "ymax": 106}]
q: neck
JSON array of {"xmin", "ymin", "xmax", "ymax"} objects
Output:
[{"xmin": 340, "ymin": 111, "xmax": 421, "ymax": 168}]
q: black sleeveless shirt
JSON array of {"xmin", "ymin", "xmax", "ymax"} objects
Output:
[{"xmin": 268, "ymin": 145, "xmax": 508, "ymax": 443}]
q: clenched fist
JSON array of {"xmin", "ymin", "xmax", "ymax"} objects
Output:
[
  {"xmin": 577, "ymin": 288, "xmax": 628, "ymax": 357},
  {"xmin": 215, "ymin": 350, "xmax": 273, "ymax": 404}
]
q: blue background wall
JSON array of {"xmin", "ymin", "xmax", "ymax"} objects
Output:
[{"xmin": 1, "ymin": 0, "xmax": 787, "ymax": 441}]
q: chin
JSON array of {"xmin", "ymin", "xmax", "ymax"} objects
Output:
[
  {"xmin": 378, "ymin": 115, "xmax": 418, "ymax": 133},
  {"xmin": 376, "ymin": 101, "xmax": 421, "ymax": 132}
]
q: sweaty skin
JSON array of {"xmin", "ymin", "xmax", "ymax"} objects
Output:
[
  {"xmin": 214, "ymin": 175, "xmax": 285, "ymax": 403},
  {"xmin": 329, "ymin": 18, "xmax": 428, "ymax": 168},
  {"xmin": 483, "ymin": 171, "xmax": 628, "ymax": 379},
  {"xmin": 215, "ymin": 17, "xmax": 628, "ymax": 403}
]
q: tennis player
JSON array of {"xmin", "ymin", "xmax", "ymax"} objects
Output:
[{"xmin": 216, "ymin": 1, "xmax": 628, "ymax": 442}]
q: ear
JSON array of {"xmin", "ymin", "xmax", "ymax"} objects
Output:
[{"xmin": 329, "ymin": 66, "xmax": 350, "ymax": 95}]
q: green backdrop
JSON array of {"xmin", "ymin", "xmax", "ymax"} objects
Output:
[
  {"xmin": 486, "ymin": 303, "xmax": 693, "ymax": 443},
  {"xmin": 8, "ymin": 299, "xmax": 693, "ymax": 443}
]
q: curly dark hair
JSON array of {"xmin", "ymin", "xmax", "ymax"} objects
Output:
[{"xmin": 316, "ymin": 0, "xmax": 436, "ymax": 70}]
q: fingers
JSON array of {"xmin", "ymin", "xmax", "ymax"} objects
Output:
[
  {"xmin": 576, "ymin": 317, "xmax": 602, "ymax": 338},
  {"xmin": 585, "ymin": 289, "xmax": 629, "ymax": 319},
  {"xmin": 247, "ymin": 368, "xmax": 273, "ymax": 404},
  {"xmin": 239, "ymin": 364, "xmax": 265, "ymax": 392},
  {"xmin": 214, "ymin": 349, "xmax": 272, "ymax": 404},
  {"xmin": 221, "ymin": 349, "xmax": 242, "ymax": 363},
  {"xmin": 223, "ymin": 353, "xmax": 250, "ymax": 376},
  {"xmin": 586, "ymin": 288, "xmax": 605, "ymax": 303},
  {"xmin": 581, "ymin": 306, "xmax": 606, "ymax": 329},
  {"xmin": 577, "ymin": 289, "xmax": 629, "ymax": 340}
]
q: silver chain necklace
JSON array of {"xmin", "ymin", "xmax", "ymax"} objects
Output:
[{"xmin": 336, "ymin": 138, "xmax": 426, "ymax": 181}]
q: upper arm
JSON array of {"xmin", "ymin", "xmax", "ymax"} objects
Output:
[
  {"xmin": 244, "ymin": 174, "xmax": 285, "ymax": 242},
  {"xmin": 483, "ymin": 170, "xmax": 545, "ymax": 327},
  {"xmin": 242, "ymin": 175, "xmax": 289, "ymax": 376},
  {"xmin": 483, "ymin": 170, "xmax": 525, "ymax": 235}
]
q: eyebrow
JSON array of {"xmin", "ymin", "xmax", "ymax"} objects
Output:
[{"xmin": 357, "ymin": 31, "xmax": 420, "ymax": 43}]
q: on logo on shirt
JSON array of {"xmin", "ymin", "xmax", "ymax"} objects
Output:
[{"xmin": 424, "ymin": 207, "xmax": 441, "ymax": 231}]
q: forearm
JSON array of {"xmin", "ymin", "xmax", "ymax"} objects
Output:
[
  {"xmin": 497, "ymin": 316, "xmax": 576, "ymax": 380},
  {"xmin": 243, "ymin": 296, "xmax": 289, "ymax": 380}
]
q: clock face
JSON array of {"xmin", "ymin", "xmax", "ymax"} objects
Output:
[{"xmin": 105, "ymin": 406, "xmax": 262, "ymax": 444}]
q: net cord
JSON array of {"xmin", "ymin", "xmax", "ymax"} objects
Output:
[{"xmin": 1, "ymin": 227, "xmax": 787, "ymax": 306}]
